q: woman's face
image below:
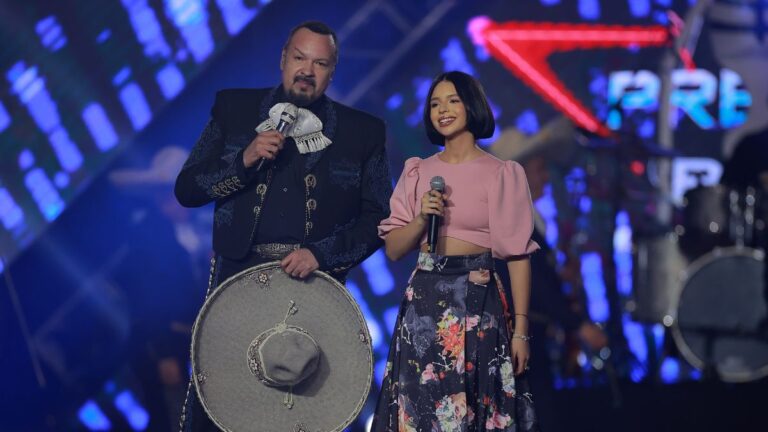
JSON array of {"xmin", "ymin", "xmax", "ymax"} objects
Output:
[{"xmin": 429, "ymin": 80, "xmax": 469, "ymax": 140}]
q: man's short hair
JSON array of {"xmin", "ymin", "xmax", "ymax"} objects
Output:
[
  {"xmin": 423, "ymin": 71, "xmax": 495, "ymax": 145},
  {"xmin": 283, "ymin": 21, "xmax": 339, "ymax": 66}
]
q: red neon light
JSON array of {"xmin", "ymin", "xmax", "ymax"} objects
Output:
[{"xmin": 474, "ymin": 20, "xmax": 670, "ymax": 136}]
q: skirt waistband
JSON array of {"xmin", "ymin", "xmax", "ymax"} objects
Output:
[{"xmin": 416, "ymin": 251, "xmax": 493, "ymax": 273}]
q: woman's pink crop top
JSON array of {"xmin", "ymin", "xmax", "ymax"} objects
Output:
[{"xmin": 378, "ymin": 152, "xmax": 540, "ymax": 259}]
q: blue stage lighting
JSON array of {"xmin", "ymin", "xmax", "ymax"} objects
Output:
[{"xmin": 78, "ymin": 400, "xmax": 111, "ymax": 431}]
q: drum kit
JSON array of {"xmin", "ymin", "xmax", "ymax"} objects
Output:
[
  {"xmin": 605, "ymin": 154, "xmax": 768, "ymax": 382},
  {"xmin": 553, "ymin": 122, "xmax": 768, "ymax": 382},
  {"xmin": 492, "ymin": 115, "xmax": 768, "ymax": 382},
  {"xmin": 669, "ymin": 180, "xmax": 768, "ymax": 382}
]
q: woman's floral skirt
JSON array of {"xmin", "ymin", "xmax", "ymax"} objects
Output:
[{"xmin": 372, "ymin": 252, "xmax": 539, "ymax": 432}]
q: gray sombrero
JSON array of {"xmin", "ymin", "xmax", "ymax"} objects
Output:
[{"xmin": 191, "ymin": 262, "xmax": 372, "ymax": 431}]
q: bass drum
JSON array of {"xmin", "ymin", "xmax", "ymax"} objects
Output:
[{"xmin": 672, "ymin": 247, "xmax": 768, "ymax": 382}]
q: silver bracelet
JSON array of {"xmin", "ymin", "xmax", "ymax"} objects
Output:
[{"xmin": 512, "ymin": 334, "xmax": 532, "ymax": 341}]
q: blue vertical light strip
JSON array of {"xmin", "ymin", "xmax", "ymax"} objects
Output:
[
  {"xmin": 361, "ymin": 250, "xmax": 395, "ymax": 296},
  {"xmin": 540, "ymin": 0, "xmax": 561, "ymax": 5},
  {"xmin": 0, "ymin": 188, "xmax": 25, "ymax": 231},
  {"xmin": 113, "ymin": 67, "xmax": 132, "ymax": 87},
  {"xmin": 82, "ymin": 103, "xmax": 119, "ymax": 151},
  {"xmin": 515, "ymin": 110, "xmax": 540, "ymax": 135},
  {"xmin": 627, "ymin": 0, "xmax": 651, "ymax": 18},
  {"xmin": 578, "ymin": 0, "xmax": 601, "ymax": 20},
  {"xmin": 156, "ymin": 63, "xmax": 185, "ymax": 100},
  {"xmin": 24, "ymin": 168, "xmax": 65, "ymax": 221},
  {"xmin": 48, "ymin": 128, "xmax": 82, "ymax": 171},
  {"xmin": 383, "ymin": 306, "xmax": 400, "ymax": 337},
  {"xmin": 78, "ymin": 400, "xmax": 112, "ymax": 431},
  {"xmin": 580, "ymin": 252, "xmax": 610, "ymax": 322},
  {"xmin": 622, "ymin": 315, "xmax": 648, "ymax": 382},
  {"xmin": 652, "ymin": 10, "xmax": 669, "ymax": 24},
  {"xmin": 120, "ymin": 83, "xmax": 152, "ymax": 130},
  {"xmin": 613, "ymin": 211, "xmax": 633, "ymax": 296},
  {"xmin": 19, "ymin": 149, "xmax": 35, "ymax": 170},
  {"xmin": 386, "ymin": 93, "xmax": 403, "ymax": 110},
  {"xmin": 114, "ymin": 390, "xmax": 149, "ymax": 431},
  {"xmin": 0, "ymin": 101, "xmax": 10, "ymax": 132},
  {"xmin": 614, "ymin": 210, "xmax": 652, "ymax": 381},
  {"xmin": 535, "ymin": 185, "xmax": 559, "ymax": 247},
  {"xmin": 660, "ymin": 357, "xmax": 680, "ymax": 383},
  {"xmin": 165, "ymin": 0, "xmax": 214, "ymax": 64},
  {"xmin": 121, "ymin": 0, "xmax": 172, "ymax": 59},
  {"xmin": 54, "ymin": 172, "xmax": 70, "ymax": 189},
  {"xmin": 346, "ymin": 280, "xmax": 384, "ymax": 351},
  {"xmin": 7, "ymin": 62, "xmax": 83, "ymax": 173},
  {"xmin": 374, "ymin": 358, "xmax": 388, "ymax": 390},
  {"xmin": 214, "ymin": 0, "xmax": 259, "ymax": 36}
]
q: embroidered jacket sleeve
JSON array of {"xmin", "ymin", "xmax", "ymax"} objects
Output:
[
  {"xmin": 175, "ymin": 91, "xmax": 261, "ymax": 208},
  {"xmin": 305, "ymin": 120, "xmax": 392, "ymax": 273},
  {"xmin": 489, "ymin": 160, "xmax": 540, "ymax": 259},
  {"xmin": 377, "ymin": 157, "xmax": 421, "ymax": 238}
]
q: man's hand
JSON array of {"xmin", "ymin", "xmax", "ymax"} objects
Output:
[
  {"xmin": 281, "ymin": 248, "xmax": 319, "ymax": 279},
  {"xmin": 243, "ymin": 130, "xmax": 285, "ymax": 168}
]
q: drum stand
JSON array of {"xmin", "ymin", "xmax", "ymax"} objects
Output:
[{"xmin": 699, "ymin": 329, "xmax": 722, "ymax": 382}]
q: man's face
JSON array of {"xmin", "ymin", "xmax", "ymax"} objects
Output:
[{"xmin": 280, "ymin": 28, "xmax": 335, "ymax": 107}]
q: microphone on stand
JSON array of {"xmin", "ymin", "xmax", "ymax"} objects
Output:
[
  {"xmin": 427, "ymin": 176, "xmax": 445, "ymax": 253},
  {"xmin": 256, "ymin": 103, "xmax": 298, "ymax": 170}
]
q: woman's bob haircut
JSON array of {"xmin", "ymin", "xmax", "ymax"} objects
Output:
[{"xmin": 423, "ymin": 71, "xmax": 495, "ymax": 145}]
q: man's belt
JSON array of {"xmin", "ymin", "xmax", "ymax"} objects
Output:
[{"xmin": 252, "ymin": 243, "xmax": 300, "ymax": 259}]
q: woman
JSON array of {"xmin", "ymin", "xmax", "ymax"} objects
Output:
[{"xmin": 372, "ymin": 71, "xmax": 540, "ymax": 432}]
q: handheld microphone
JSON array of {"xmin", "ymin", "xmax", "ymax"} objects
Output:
[
  {"xmin": 427, "ymin": 176, "xmax": 445, "ymax": 253},
  {"xmin": 256, "ymin": 103, "xmax": 298, "ymax": 170}
]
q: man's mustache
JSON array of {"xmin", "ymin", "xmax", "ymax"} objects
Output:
[{"xmin": 294, "ymin": 75, "xmax": 316, "ymax": 86}]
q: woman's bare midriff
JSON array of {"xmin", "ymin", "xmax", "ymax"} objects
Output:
[{"xmin": 419, "ymin": 236, "xmax": 490, "ymax": 256}]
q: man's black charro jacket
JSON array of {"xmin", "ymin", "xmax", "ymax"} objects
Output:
[{"xmin": 174, "ymin": 86, "xmax": 392, "ymax": 280}]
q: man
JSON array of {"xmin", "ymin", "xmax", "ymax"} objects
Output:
[
  {"xmin": 174, "ymin": 21, "xmax": 392, "ymax": 431},
  {"xmin": 491, "ymin": 122, "xmax": 607, "ymax": 432}
]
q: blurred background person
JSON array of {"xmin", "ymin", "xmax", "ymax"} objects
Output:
[
  {"xmin": 108, "ymin": 145, "xmax": 207, "ymax": 431},
  {"xmin": 491, "ymin": 121, "xmax": 609, "ymax": 432}
]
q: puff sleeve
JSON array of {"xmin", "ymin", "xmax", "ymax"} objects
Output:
[
  {"xmin": 489, "ymin": 160, "xmax": 540, "ymax": 259},
  {"xmin": 378, "ymin": 157, "xmax": 421, "ymax": 238}
]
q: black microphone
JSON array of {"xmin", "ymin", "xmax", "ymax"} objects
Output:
[
  {"xmin": 427, "ymin": 176, "xmax": 445, "ymax": 253},
  {"xmin": 256, "ymin": 103, "xmax": 298, "ymax": 170}
]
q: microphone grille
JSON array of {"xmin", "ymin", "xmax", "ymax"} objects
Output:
[
  {"xmin": 281, "ymin": 103, "xmax": 298, "ymax": 122},
  {"xmin": 430, "ymin": 176, "xmax": 445, "ymax": 192}
]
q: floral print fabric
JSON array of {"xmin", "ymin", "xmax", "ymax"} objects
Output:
[{"xmin": 372, "ymin": 253, "xmax": 532, "ymax": 432}]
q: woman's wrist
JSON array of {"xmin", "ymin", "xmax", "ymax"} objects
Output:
[{"xmin": 513, "ymin": 313, "xmax": 529, "ymax": 334}]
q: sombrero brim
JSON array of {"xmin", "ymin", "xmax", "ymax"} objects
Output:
[{"xmin": 191, "ymin": 262, "xmax": 372, "ymax": 432}]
